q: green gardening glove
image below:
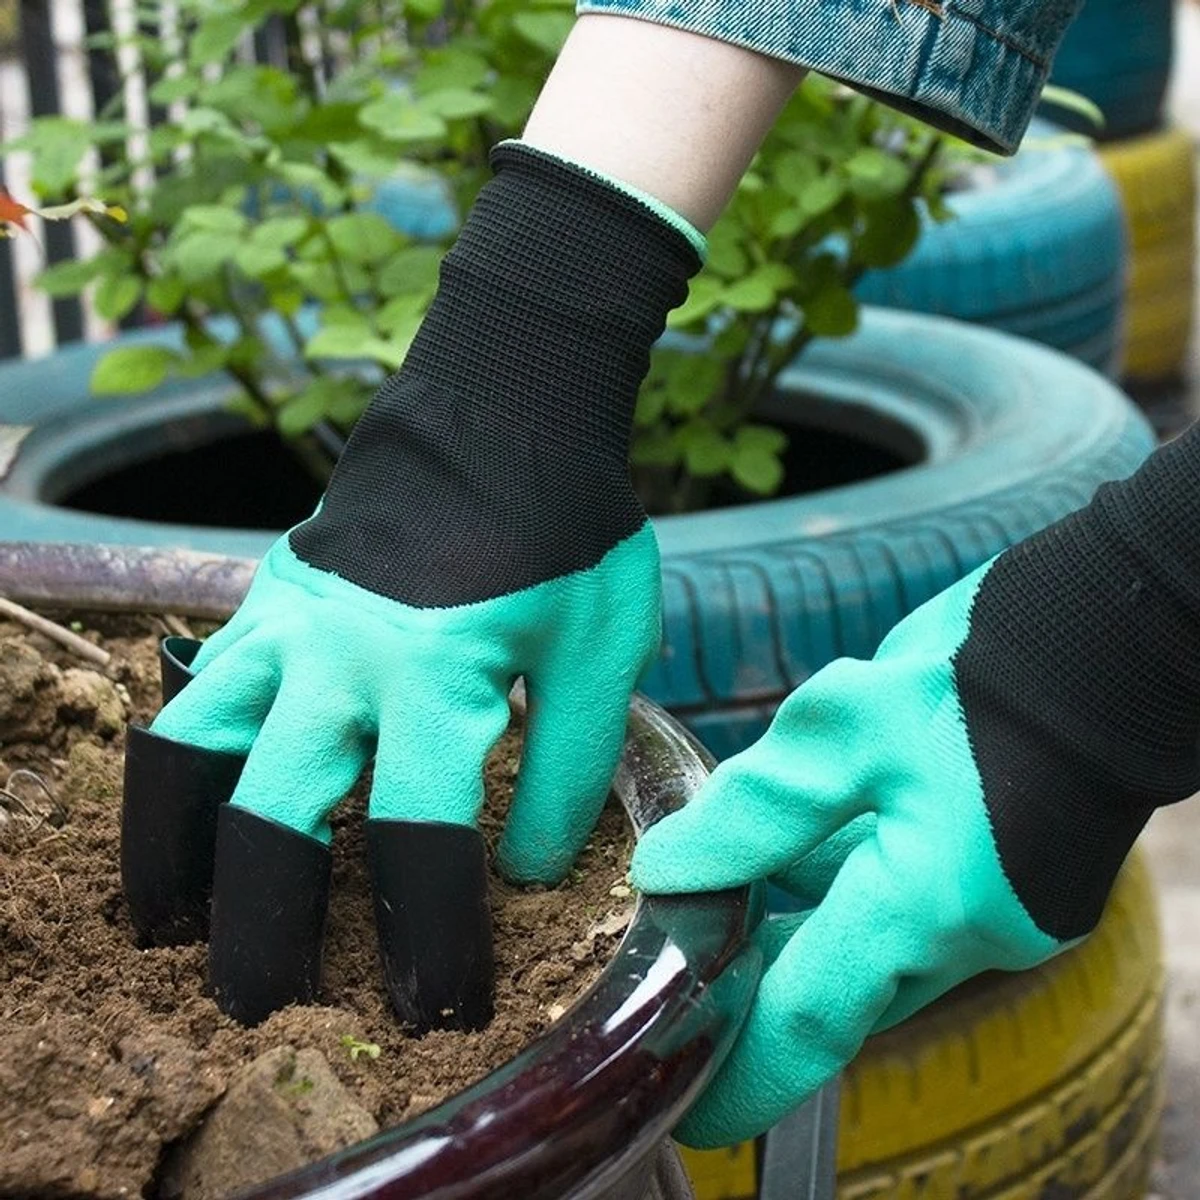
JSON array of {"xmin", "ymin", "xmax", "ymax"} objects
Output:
[
  {"xmin": 125, "ymin": 142, "xmax": 703, "ymax": 1027},
  {"xmin": 633, "ymin": 425, "xmax": 1200, "ymax": 1148}
]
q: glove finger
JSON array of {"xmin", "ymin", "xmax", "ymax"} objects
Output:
[
  {"xmin": 369, "ymin": 675, "xmax": 512, "ymax": 828},
  {"xmin": 675, "ymin": 840, "xmax": 920, "ymax": 1149},
  {"xmin": 631, "ymin": 749, "xmax": 870, "ymax": 896},
  {"xmin": 769, "ymin": 814, "xmax": 877, "ymax": 908},
  {"xmin": 497, "ymin": 667, "xmax": 633, "ymax": 885},
  {"xmin": 226, "ymin": 672, "xmax": 373, "ymax": 842},
  {"xmin": 150, "ymin": 632, "xmax": 280, "ymax": 755}
]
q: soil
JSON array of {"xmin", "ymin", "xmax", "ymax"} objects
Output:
[{"xmin": 0, "ymin": 612, "xmax": 635, "ymax": 1199}]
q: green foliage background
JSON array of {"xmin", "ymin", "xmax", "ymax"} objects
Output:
[{"xmin": 3, "ymin": 0, "xmax": 954, "ymax": 510}]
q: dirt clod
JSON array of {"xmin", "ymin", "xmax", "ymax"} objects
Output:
[
  {"xmin": 160, "ymin": 1046, "xmax": 379, "ymax": 1200},
  {"xmin": 0, "ymin": 614, "xmax": 635, "ymax": 1198}
]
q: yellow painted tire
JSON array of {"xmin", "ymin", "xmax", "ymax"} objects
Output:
[
  {"xmin": 681, "ymin": 848, "xmax": 1165, "ymax": 1199},
  {"xmin": 1100, "ymin": 128, "xmax": 1197, "ymax": 382}
]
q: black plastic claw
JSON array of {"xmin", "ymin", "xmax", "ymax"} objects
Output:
[
  {"xmin": 121, "ymin": 725, "xmax": 246, "ymax": 945},
  {"xmin": 160, "ymin": 635, "xmax": 202, "ymax": 704},
  {"xmin": 366, "ymin": 819, "xmax": 494, "ymax": 1034},
  {"xmin": 209, "ymin": 804, "xmax": 332, "ymax": 1026}
]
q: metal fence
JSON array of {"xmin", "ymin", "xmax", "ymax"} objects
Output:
[{"xmin": 0, "ymin": 0, "xmax": 317, "ymax": 360}]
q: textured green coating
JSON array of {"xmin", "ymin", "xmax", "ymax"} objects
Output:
[
  {"xmin": 153, "ymin": 523, "xmax": 661, "ymax": 884},
  {"xmin": 632, "ymin": 560, "xmax": 1067, "ymax": 1148}
]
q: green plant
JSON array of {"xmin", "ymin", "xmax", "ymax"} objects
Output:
[
  {"xmin": 340, "ymin": 1034, "xmax": 382, "ymax": 1061},
  {"xmin": 2, "ymin": 0, "xmax": 952, "ymax": 508}
]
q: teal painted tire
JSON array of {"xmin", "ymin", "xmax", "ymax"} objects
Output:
[
  {"xmin": 0, "ymin": 311, "xmax": 1154, "ymax": 760},
  {"xmin": 856, "ymin": 125, "xmax": 1126, "ymax": 377},
  {"xmin": 647, "ymin": 311, "xmax": 1154, "ymax": 758},
  {"xmin": 1042, "ymin": 0, "xmax": 1174, "ymax": 141}
]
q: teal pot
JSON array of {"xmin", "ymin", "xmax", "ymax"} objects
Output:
[
  {"xmin": 856, "ymin": 122, "xmax": 1127, "ymax": 377},
  {"xmin": 0, "ymin": 309, "xmax": 1154, "ymax": 759}
]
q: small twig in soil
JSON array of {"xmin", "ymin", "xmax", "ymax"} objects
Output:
[
  {"xmin": 0, "ymin": 769, "xmax": 67, "ymax": 829},
  {"xmin": 0, "ymin": 597, "xmax": 112, "ymax": 667}
]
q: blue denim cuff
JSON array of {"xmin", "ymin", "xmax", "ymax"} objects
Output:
[{"xmin": 574, "ymin": 0, "xmax": 1084, "ymax": 154}]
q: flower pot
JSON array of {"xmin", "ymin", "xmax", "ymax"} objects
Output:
[
  {"xmin": 0, "ymin": 542, "xmax": 763, "ymax": 1200},
  {"xmin": 0, "ymin": 309, "xmax": 1155, "ymax": 759}
]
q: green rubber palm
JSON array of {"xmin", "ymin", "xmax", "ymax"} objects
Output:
[
  {"xmin": 631, "ymin": 562, "xmax": 1067, "ymax": 1148},
  {"xmin": 153, "ymin": 526, "xmax": 660, "ymax": 883}
]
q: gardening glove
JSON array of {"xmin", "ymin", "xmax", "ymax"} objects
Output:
[
  {"xmin": 633, "ymin": 422, "xmax": 1200, "ymax": 1148},
  {"xmin": 121, "ymin": 142, "xmax": 704, "ymax": 1028}
]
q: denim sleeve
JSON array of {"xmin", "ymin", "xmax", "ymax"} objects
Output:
[{"xmin": 574, "ymin": 0, "xmax": 1084, "ymax": 153}]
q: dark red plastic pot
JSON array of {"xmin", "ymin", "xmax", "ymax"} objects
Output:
[{"xmin": 1, "ymin": 542, "xmax": 764, "ymax": 1200}]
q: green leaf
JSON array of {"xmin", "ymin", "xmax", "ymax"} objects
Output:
[
  {"xmin": 843, "ymin": 148, "xmax": 910, "ymax": 199},
  {"xmin": 676, "ymin": 421, "xmax": 732, "ymax": 477},
  {"xmin": 705, "ymin": 221, "xmax": 748, "ymax": 279},
  {"xmin": 189, "ymin": 13, "xmax": 245, "ymax": 65},
  {"xmin": 773, "ymin": 150, "xmax": 820, "ymax": 198},
  {"xmin": 91, "ymin": 345, "xmax": 179, "ymax": 395},
  {"xmin": 376, "ymin": 294, "xmax": 427, "ymax": 346},
  {"xmin": 735, "ymin": 424, "xmax": 788, "ymax": 456},
  {"xmin": 305, "ymin": 325, "xmax": 407, "ymax": 369},
  {"xmin": 234, "ymin": 242, "xmax": 288, "ymax": 279},
  {"xmin": 329, "ymin": 140, "xmax": 405, "ymax": 179},
  {"xmin": 275, "ymin": 162, "xmax": 346, "ymax": 208},
  {"xmin": 797, "ymin": 173, "xmax": 847, "ymax": 217},
  {"xmin": 251, "ymin": 216, "xmax": 311, "ymax": 251},
  {"xmin": 149, "ymin": 74, "xmax": 200, "ymax": 104},
  {"xmin": 666, "ymin": 276, "xmax": 725, "ymax": 329},
  {"xmin": 181, "ymin": 205, "xmax": 247, "ymax": 235},
  {"xmin": 415, "ymin": 49, "xmax": 490, "ymax": 95},
  {"xmin": 801, "ymin": 283, "xmax": 859, "ymax": 338},
  {"xmin": 418, "ymin": 87, "xmax": 493, "ymax": 120},
  {"xmin": 1039, "ymin": 84, "xmax": 1105, "ymax": 131},
  {"xmin": 404, "ymin": 0, "xmax": 444, "ymax": 20},
  {"xmin": 377, "ymin": 246, "xmax": 443, "ymax": 298},
  {"xmin": 13, "ymin": 117, "xmax": 93, "ymax": 195},
  {"xmin": 146, "ymin": 274, "xmax": 186, "ymax": 315},
  {"xmin": 176, "ymin": 342, "xmax": 229, "ymax": 378},
  {"xmin": 94, "ymin": 275, "xmax": 142, "ymax": 321},
  {"xmin": 721, "ymin": 264, "xmax": 795, "ymax": 313},
  {"xmin": 488, "ymin": 77, "xmax": 539, "ymax": 128},
  {"xmin": 35, "ymin": 256, "xmax": 111, "ymax": 298},
  {"xmin": 662, "ymin": 355, "xmax": 723, "ymax": 418},
  {"xmin": 359, "ymin": 94, "xmax": 447, "ymax": 144},
  {"xmin": 630, "ymin": 426, "xmax": 681, "ymax": 468},
  {"xmin": 325, "ymin": 212, "xmax": 401, "ymax": 264},
  {"xmin": 854, "ymin": 198, "xmax": 921, "ymax": 268},
  {"xmin": 511, "ymin": 10, "xmax": 574, "ymax": 55},
  {"xmin": 276, "ymin": 377, "xmax": 353, "ymax": 437},
  {"xmin": 167, "ymin": 232, "xmax": 235, "ymax": 284},
  {"xmin": 731, "ymin": 442, "xmax": 784, "ymax": 495}
]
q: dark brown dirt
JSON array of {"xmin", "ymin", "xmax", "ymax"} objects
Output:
[{"xmin": 0, "ymin": 613, "xmax": 635, "ymax": 1199}]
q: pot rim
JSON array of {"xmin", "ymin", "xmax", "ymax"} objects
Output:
[{"xmin": 1, "ymin": 542, "xmax": 762, "ymax": 1200}]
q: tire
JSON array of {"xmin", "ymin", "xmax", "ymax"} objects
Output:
[
  {"xmin": 1041, "ymin": 0, "xmax": 1174, "ymax": 141},
  {"xmin": 679, "ymin": 847, "xmax": 1166, "ymax": 1199},
  {"xmin": 1099, "ymin": 128, "xmax": 1197, "ymax": 384},
  {"xmin": 856, "ymin": 125, "xmax": 1126, "ymax": 377},
  {"xmin": 650, "ymin": 309, "xmax": 1154, "ymax": 761}
]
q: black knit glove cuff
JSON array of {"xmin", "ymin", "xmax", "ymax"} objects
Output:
[
  {"xmin": 290, "ymin": 144, "xmax": 701, "ymax": 607},
  {"xmin": 955, "ymin": 422, "xmax": 1200, "ymax": 938}
]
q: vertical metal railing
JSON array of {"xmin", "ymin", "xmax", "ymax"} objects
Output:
[{"xmin": 0, "ymin": 0, "xmax": 326, "ymax": 360}]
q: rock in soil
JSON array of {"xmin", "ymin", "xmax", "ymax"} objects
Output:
[
  {"xmin": 159, "ymin": 1046, "xmax": 379, "ymax": 1200},
  {"xmin": 0, "ymin": 612, "xmax": 635, "ymax": 1198}
]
